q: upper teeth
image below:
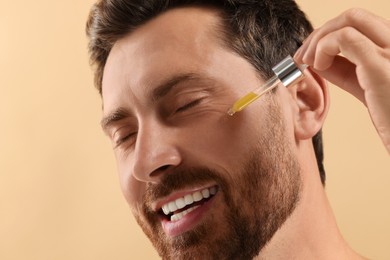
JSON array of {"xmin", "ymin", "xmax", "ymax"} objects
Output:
[{"xmin": 161, "ymin": 186, "xmax": 217, "ymax": 215}]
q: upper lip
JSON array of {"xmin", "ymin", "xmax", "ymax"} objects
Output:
[{"xmin": 152, "ymin": 184, "xmax": 218, "ymax": 213}]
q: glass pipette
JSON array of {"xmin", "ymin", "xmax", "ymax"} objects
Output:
[{"xmin": 227, "ymin": 55, "xmax": 308, "ymax": 116}]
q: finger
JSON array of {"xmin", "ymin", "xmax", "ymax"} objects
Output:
[
  {"xmin": 312, "ymin": 56, "xmax": 366, "ymax": 104},
  {"xmin": 298, "ymin": 9, "xmax": 390, "ymax": 65},
  {"xmin": 312, "ymin": 27, "xmax": 377, "ymax": 71},
  {"xmin": 294, "ymin": 30, "xmax": 316, "ymax": 63},
  {"xmin": 310, "ymin": 27, "xmax": 389, "ymax": 91}
]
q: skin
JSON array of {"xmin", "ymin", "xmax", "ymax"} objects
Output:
[
  {"xmin": 100, "ymin": 6, "xmax": 389, "ymax": 260},
  {"xmin": 295, "ymin": 8, "xmax": 390, "ymax": 154}
]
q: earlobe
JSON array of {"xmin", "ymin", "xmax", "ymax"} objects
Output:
[{"xmin": 289, "ymin": 69, "xmax": 329, "ymax": 140}]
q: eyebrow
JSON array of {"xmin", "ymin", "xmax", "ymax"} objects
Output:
[
  {"xmin": 100, "ymin": 107, "xmax": 130, "ymax": 133},
  {"xmin": 101, "ymin": 72, "xmax": 209, "ymax": 132}
]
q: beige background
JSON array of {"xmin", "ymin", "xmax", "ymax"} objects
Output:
[{"xmin": 0, "ymin": 0, "xmax": 389, "ymax": 259}]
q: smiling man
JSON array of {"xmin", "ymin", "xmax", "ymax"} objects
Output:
[{"xmin": 86, "ymin": 0, "xmax": 390, "ymax": 259}]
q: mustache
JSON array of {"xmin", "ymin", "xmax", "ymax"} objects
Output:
[{"xmin": 144, "ymin": 166, "xmax": 225, "ymax": 203}]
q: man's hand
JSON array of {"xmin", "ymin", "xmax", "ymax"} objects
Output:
[{"xmin": 294, "ymin": 8, "xmax": 390, "ymax": 154}]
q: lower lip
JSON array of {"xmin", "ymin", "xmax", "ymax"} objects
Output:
[{"xmin": 160, "ymin": 193, "xmax": 218, "ymax": 237}]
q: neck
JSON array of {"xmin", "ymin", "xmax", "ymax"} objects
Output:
[{"xmin": 256, "ymin": 142, "xmax": 365, "ymax": 260}]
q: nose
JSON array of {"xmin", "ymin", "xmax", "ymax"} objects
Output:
[{"xmin": 132, "ymin": 123, "xmax": 182, "ymax": 183}]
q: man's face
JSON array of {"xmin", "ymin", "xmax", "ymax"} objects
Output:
[{"xmin": 101, "ymin": 7, "xmax": 301, "ymax": 259}]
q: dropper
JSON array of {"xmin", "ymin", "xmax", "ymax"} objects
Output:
[{"xmin": 227, "ymin": 55, "xmax": 308, "ymax": 116}]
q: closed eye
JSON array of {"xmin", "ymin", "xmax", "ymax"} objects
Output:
[
  {"xmin": 114, "ymin": 132, "xmax": 137, "ymax": 149},
  {"xmin": 175, "ymin": 99, "xmax": 203, "ymax": 113}
]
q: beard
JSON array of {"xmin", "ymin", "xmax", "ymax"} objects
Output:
[{"xmin": 132, "ymin": 98, "xmax": 302, "ymax": 259}]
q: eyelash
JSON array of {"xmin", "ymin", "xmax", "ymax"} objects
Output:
[
  {"xmin": 114, "ymin": 132, "xmax": 136, "ymax": 148},
  {"xmin": 175, "ymin": 98, "xmax": 203, "ymax": 113}
]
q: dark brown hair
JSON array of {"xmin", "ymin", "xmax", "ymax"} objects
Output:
[{"xmin": 86, "ymin": 0, "xmax": 326, "ymax": 185}]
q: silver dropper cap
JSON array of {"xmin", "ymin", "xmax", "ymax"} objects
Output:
[{"xmin": 272, "ymin": 55, "xmax": 307, "ymax": 87}]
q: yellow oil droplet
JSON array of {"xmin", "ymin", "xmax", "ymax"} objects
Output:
[{"xmin": 228, "ymin": 92, "xmax": 259, "ymax": 116}]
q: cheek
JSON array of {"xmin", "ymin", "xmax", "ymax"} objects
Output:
[
  {"xmin": 277, "ymin": 94, "xmax": 296, "ymax": 145},
  {"xmin": 181, "ymin": 114, "xmax": 261, "ymax": 169}
]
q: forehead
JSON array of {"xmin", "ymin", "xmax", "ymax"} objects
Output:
[{"xmin": 101, "ymin": 7, "xmax": 225, "ymax": 109}]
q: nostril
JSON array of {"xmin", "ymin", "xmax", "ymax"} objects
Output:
[
  {"xmin": 158, "ymin": 165, "xmax": 170, "ymax": 171},
  {"xmin": 149, "ymin": 165, "xmax": 171, "ymax": 178}
]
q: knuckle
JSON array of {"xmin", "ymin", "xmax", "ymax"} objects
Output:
[
  {"xmin": 339, "ymin": 27, "xmax": 358, "ymax": 43},
  {"xmin": 308, "ymin": 28, "xmax": 322, "ymax": 45},
  {"xmin": 316, "ymin": 38, "xmax": 327, "ymax": 53},
  {"xmin": 343, "ymin": 8, "xmax": 366, "ymax": 23}
]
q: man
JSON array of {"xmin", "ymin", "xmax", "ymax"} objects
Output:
[{"xmin": 86, "ymin": 0, "xmax": 390, "ymax": 259}]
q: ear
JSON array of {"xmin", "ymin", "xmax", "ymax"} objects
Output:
[{"xmin": 288, "ymin": 69, "xmax": 329, "ymax": 140}]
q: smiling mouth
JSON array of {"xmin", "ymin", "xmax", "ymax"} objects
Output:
[{"xmin": 159, "ymin": 186, "xmax": 218, "ymax": 222}]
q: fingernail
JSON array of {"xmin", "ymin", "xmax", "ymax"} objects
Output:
[{"xmin": 294, "ymin": 46, "xmax": 303, "ymax": 59}]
